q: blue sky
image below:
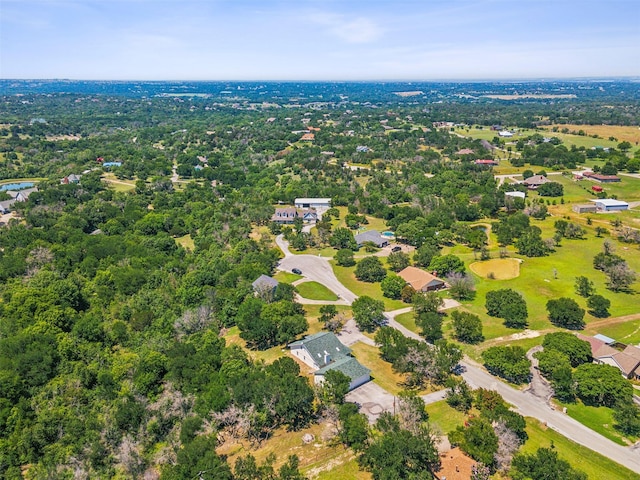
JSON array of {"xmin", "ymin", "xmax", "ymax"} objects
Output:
[{"xmin": 1, "ymin": 0, "xmax": 639, "ymax": 80}]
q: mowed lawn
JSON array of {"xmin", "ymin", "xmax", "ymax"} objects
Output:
[
  {"xmin": 520, "ymin": 417, "xmax": 640, "ymax": 480},
  {"xmin": 332, "ymin": 262, "xmax": 407, "ymax": 311},
  {"xmin": 296, "ymin": 281, "xmax": 339, "ymax": 301},
  {"xmin": 556, "ymin": 401, "xmax": 637, "ymax": 446},
  {"xmin": 445, "ymin": 217, "xmax": 640, "ymax": 342}
]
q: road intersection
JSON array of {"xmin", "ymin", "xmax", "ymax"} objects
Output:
[{"xmin": 276, "ymin": 234, "xmax": 640, "ymax": 473}]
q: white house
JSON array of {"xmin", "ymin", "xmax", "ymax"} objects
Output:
[
  {"xmin": 505, "ymin": 191, "xmax": 526, "ymax": 199},
  {"xmin": 294, "ymin": 198, "xmax": 331, "ymax": 211},
  {"xmin": 289, "ymin": 332, "xmax": 370, "ymax": 390}
]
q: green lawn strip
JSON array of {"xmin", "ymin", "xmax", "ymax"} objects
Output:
[
  {"xmin": 273, "ymin": 271, "xmax": 304, "ymax": 283},
  {"xmin": 290, "ymin": 246, "xmax": 337, "ymax": 257},
  {"xmin": 587, "ymin": 318, "xmax": 640, "ymax": 344},
  {"xmin": 556, "ymin": 401, "xmax": 636, "ymax": 446},
  {"xmin": 425, "ymin": 399, "xmax": 468, "ymax": 436},
  {"xmin": 331, "ymin": 262, "xmax": 406, "ymax": 311},
  {"xmin": 0, "ymin": 177, "xmax": 46, "ymax": 185},
  {"xmin": 296, "ymin": 281, "xmax": 339, "ymax": 301},
  {"xmin": 315, "ymin": 457, "xmax": 370, "ymax": 480},
  {"xmin": 520, "ymin": 417, "xmax": 640, "ymax": 480},
  {"xmin": 395, "ymin": 311, "xmax": 419, "ymax": 334}
]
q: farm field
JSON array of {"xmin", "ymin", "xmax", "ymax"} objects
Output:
[{"xmin": 540, "ymin": 124, "xmax": 640, "ymax": 150}]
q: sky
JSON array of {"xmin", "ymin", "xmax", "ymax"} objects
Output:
[{"xmin": 1, "ymin": 0, "xmax": 639, "ymax": 81}]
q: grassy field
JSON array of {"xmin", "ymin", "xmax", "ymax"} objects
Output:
[
  {"xmin": 520, "ymin": 417, "xmax": 640, "ymax": 480},
  {"xmin": 217, "ymin": 422, "xmax": 370, "ymax": 480},
  {"xmin": 0, "ymin": 177, "xmax": 45, "ymax": 185},
  {"xmin": 540, "ymin": 124, "xmax": 640, "ymax": 151},
  {"xmin": 174, "ymin": 234, "xmax": 195, "ymax": 251},
  {"xmin": 331, "ymin": 262, "xmax": 407, "ymax": 311},
  {"xmin": 451, "ymin": 216, "xmax": 640, "ymax": 340},
  {"xmin": 296, "ymin": 281, "xmax": 339, "ymax": 301},
  {"xmin": 349, "ymin": 342, "xmax": 421, "ymax": 396},
  {"xmin": 395, "ymin": 311, "xmax": 419, "ymax": 334},
  {"xmin": 585, "ymin": 317, "xmax": 640, "ymax": 345},
  {"xmin": 469, "ymin": 258, "xmax": 521, "ymax": 280},
  {"xmin": 426, "ymin": 399, "xmax": 469, "ymax": 436},
  {"xmin": 274, "ymin": 271, "xmax": 304, "ymax": 283},
  {"xmin": 556, "ymin": 401, "xmax": 636, "ymax": 446}
]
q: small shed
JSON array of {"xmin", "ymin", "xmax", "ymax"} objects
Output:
[{"xmin": 572, "ymin": 204, "xmax": 597, "ymax": 214}]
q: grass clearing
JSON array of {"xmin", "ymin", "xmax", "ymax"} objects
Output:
[
  {"xmin": 586, "ymin": 317, "xmax": 640, "ymax": 345},
  {"xmin": 556, "ymin": 401, "xmax": 635, "ymax": 446},
  {"xmin": 395, "ymin": 311, "xmax": 419, "ymax": 334},
  {"xmin": 540, "ymin": 124, "xmax": 640, "ymax": 150},
  {"xmin": 218, "ymin": 423, "xmax": 370, "ymax": 480},
  {"xmin": 331, "ymin": 262, "xmax": 406, "ymax": 311},
  {"xmin": 426, "ymin": 400, "xmax": 468, "ymax": 436},
  {"xmin": 274, "ymin": 271, "xmax": 304, "ymax": 283},
  {"xmin": 349, "ymin": 342, "xmax": 413, "ymax": 395},
  {"xmin": 0, "ymin": 177, "xmax": 45, "ymax": 185},
  {"xmin": 520, "ymin": 417, "xmax": 640, "ymax": 480},
  {"xmin": 174, "ymin": 234, "xmax": 194, "ymax": 251},
  {"xmin": 469, "ymin": 258, "xmax": 521, "ymax": 280},
  {"xmin": 296, "ymin": 281, "xmax": 339, "ymax": 301}
]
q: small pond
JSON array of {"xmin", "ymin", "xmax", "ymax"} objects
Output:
[{"xmin": 0, "ymin": 181, "xmax": 35, "ymax": 191}]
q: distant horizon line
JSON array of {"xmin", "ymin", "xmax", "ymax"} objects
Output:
[{"xmin": 2, "ymin": 76, "xmax": 640, "ymax": 83}]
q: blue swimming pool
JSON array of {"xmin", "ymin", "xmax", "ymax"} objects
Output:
[
  {"xmin": 382, "ymin": 231, "xmax": 395, "ymax": 238},
  {"xmin": 0, "ymin": 181, "xmax": 35, "ymax": 191}
]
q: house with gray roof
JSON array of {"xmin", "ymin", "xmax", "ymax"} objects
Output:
[
  {"xmin": 0, "ymin": 199, "xmax": 15, "ymax": 214},
  {"xmin": 289, "ymin": 331, "xmax": 370, "ymax": 390},
  {"xmin": 251, "ymin": 274, "xmax": 279, "ymax": 296},
  {"xmin": 354, "ymin": 230, "xmax": 388, "ymax": 248}
]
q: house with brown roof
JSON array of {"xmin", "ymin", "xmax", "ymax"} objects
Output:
[
  {"xmin": 397, "ymin": 266, "xmax": 445, "ymax": 292},
  {"xmin": 522, "ymin": 175, "xmax": 551, "ymax": 189},
  {"xmin": 578, "ymin": 334, "xmax": 640, "ymax": 379},
  {"xmin": 300, "ymin": 133, "xmax": 315, "ymax": 141},
  {"xmin": 583, "ymin": 171, "xmax": 621, "ymax": 183},
  {"xmin": 475, "ymin": 159, "xmax": 498, "ymax": 166}
]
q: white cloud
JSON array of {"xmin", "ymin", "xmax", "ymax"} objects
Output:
[{"xmin": 309, "ymin": 11, "xmax": 383, "ymax": 44}]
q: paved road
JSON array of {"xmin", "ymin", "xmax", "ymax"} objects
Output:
[
  {"xmin": 459, "ymin": 359, "xmax": 640, "ymax": 473},
  {"xmin": 383, "ymin": 307, "xmax": 640, "ymax": 473},
  {"xmin": 275, "ymin": 235, "xmax": 358, "ymax": 304},
  {"xmin": 276, "ymin": 235, "xmax": 640, "ymax": 473}
]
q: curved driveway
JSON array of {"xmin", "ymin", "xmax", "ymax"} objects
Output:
[
  {"xmin": 275, "ymin": 235, "xmax": 357, "ymax": 304},
  {"xmin": 276, "ymin": 235, "xmax": 640, "ymax": 473}
]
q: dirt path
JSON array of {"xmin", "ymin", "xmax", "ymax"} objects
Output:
[
  {"xmin": 585, "ymin": 313, "xmax": 640, "ymax": 331},
  {"xmin": 525, "ymin": 346, "xmax": 554, "ymax": 405}
]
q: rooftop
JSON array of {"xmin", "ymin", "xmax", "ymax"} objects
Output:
[
  {"xmin": 289, "ymin": 331, "xmax": 351, "ymax": 367},
  {"xmin": 591, "ymin": 199, "xmax": 629, "ymax": 207},
  {"xmin": 314, "ymin": 356, "xmax": 370, "ymax": 381}
]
